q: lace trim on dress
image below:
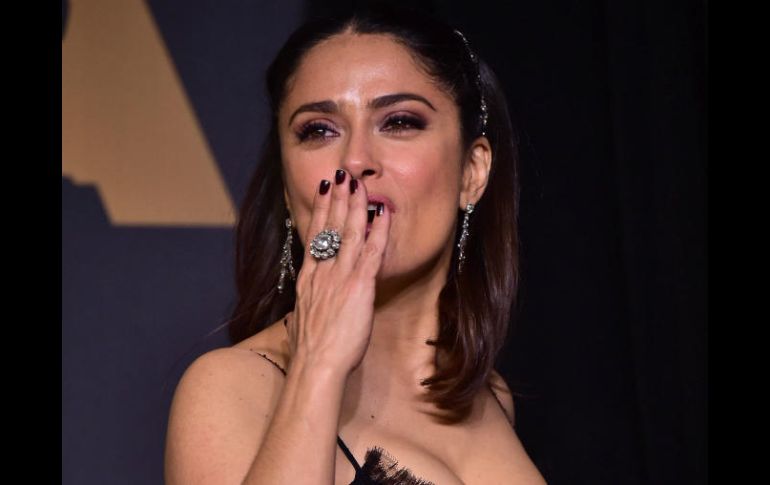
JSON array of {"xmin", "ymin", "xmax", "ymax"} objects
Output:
[{"xmin": 359, "ymin": 446, "xmax": 437, "ymax": 485}]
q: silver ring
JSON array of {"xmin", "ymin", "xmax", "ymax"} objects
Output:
[{"xmin": 310, "ymin": 229, "xmax": 341, "ymax": 260}]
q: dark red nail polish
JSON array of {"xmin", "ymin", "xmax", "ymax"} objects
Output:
[
  {"xmin": 349, "ymin": 178, "xmax": 358, "ymax": 194},
  {"xmin": 335, "ymin": 170, "xmax": 346, "ymax": 184},
  {"xmin": 376, "ymin": 203, "xmax": 384, "ymax": 216},
  {"xmin": 319, "ymin": 179, "xmax": 331, "ymax": 194}
]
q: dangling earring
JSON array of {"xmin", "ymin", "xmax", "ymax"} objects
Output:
[
  {"xmin": 277, "ymin": 218, "xmax": 296, "ymax": 294},
  {"xmin": 457, "ymin": 203, "xmax": 474, "ymax": 274}
]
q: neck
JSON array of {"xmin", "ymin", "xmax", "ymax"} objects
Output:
[{"xmin": 347, "ymin": 241, "xmax": 454, "ymax": 397}]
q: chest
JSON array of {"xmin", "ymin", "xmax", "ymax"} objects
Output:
[{"xmin": 332, "ymin": 392, "xmax": 527, "ymax": 485}]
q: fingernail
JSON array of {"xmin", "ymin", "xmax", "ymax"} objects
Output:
[
  {"xmin": 349, "ymin": 178, "xmax": 358, "ymax": 194},
  {"xmin": 376, "ymin": 202, "xmax": 384, "ymax": 216},
  {"xmin": 319, "ymin": 179, "xmax": 331, "ymax": 195},
  {"xmin": 335, "ymin": 170, "xmax": 346, "ymax": 184}
]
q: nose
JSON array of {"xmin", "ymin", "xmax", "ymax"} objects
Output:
[{"xmin": 339, "ymin": 125, "xmax": 381, "ymax": 181}]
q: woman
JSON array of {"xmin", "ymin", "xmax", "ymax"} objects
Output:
[{"xmin": 165, "ymin": 4, "xmax": 546, "ymax": 484}]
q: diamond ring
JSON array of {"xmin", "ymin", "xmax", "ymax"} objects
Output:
[{"xmin": 310, "ymin": 229, "xmax": 341, "ymax": 260}]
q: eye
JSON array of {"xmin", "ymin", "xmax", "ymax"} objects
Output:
[
  {"xmin": 381, "ymin": 114, "xmax": 426, "ymax": 134},
  {"xmin": 296, "ymin": 121, "xmax": 339, "ymax": 142}
]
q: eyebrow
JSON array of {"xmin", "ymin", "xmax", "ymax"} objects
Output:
[{"xmin": 287, "ymin": 92, "xmax": 437, "ymax": 126}]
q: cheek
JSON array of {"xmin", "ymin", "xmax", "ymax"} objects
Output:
[
  {"xmin": 390, "ymin": 143, "xmax": 462, "ymax": 243},
  {"xmin": 282, "ymin": 160, "xmax": 328, "ymax": 244},
  {"xmin": 393, "ymin": 141, "xmax": 462, "ymax": 206}
]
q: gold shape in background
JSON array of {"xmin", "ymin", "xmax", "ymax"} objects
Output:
[{"xmin": 62, "ymin": 0, "xmax": 236, "ymax": 227}]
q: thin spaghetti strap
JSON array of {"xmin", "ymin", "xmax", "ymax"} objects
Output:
[
  {"xmin": 251, "ymin": 351, "xmax": 287, "ymax": 376},
  {"xmin": 336, "ymin": 435, "xmax": 363, "ymax": 472},
  {"xmin": 487, "ymin": 382, "xmax": 514, "ymax": 428}
]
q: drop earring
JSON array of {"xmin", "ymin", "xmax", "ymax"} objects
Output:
[
  {"xmin": 457, "ymin": 203, "xmax": 474, "ymax": 274},
  {"xmin": 277, "ymin": 218, "xmax": 296, "ymax": 294}
]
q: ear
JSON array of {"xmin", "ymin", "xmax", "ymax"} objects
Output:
[{"xmin": 460, "ymin": 136, "xmax": 492, "ymax": 208}]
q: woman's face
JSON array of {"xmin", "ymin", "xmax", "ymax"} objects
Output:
[{"xmin": 278, "ymin": 32, "xmax": 481, "ymax": 282}]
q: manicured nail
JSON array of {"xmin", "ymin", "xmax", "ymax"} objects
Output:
[
  {"xmin": 319, "ymin": 179, "xmax": 331, "ymax": 194},
  {"xmin": 335, "ymin": 170, "xmax": 346, "ymax": 184},
  {"xmin": 367, "ymin": 208, "xmax": 375, "ymax": 223},
  {"xmin": 376, "ymin": 202, "xmax": 384, "ymax": 216},
  {"xmin": 349, "ymin": 178, "xmax": 358, "ymax": 194}
]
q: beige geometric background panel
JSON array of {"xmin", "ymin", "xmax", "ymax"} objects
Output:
[{"xmin": 62, "ymin": 0, "xmax": 236, "ymax": 227}]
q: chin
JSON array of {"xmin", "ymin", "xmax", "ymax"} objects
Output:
[{"xmin": 374, "ymin": 246, "xmax": 448, "ymax": 293}]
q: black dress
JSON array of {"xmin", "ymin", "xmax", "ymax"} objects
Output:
[{"xmin": 253, "ymin": 351, "xmax": 512, "ymax": 485}]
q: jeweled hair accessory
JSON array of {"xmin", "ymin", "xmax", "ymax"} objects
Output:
[{"xmin": 453, "ymin": 29, "xmax": 488, "ymax": 137}]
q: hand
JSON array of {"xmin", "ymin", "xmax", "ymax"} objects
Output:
[{"xmin": 285, "ymin": 170, "xmax": 391, "ymax": 376}]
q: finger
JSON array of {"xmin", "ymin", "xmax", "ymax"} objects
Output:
[
  {"xmin": 318, "ymin": 169, "xmax": 351, "ymax": 262},
  {"xmin": 334, "ymin": 176, "xmax": 369, "ymax": 272},
  {"xmin": 299, "ymin": 178, "xmax": 333, "ymax": 279},
  {"xmin": 355, "ymin": 200, "xmax": 392, "ymax": 279}
]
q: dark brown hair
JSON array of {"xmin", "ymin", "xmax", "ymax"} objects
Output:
[{"xmin": 228, "ymin": 3, "xmax": 521, "ymax": 424}]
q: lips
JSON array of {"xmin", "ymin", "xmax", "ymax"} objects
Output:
[
  {"xmin": 364, "ymin": 194, "xmax": 395, "ymax": 239},
  {"xmin": 366, "ymin": 194, "xmax": 396, "ymax": 214}
]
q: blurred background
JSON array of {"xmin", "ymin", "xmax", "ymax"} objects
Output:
[{"xmin": 61, "ymin": 0, "xmax": 707, "ymax": 483}]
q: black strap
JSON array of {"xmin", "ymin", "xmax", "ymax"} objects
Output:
[
  {"xmin": 254, "ymin": 351, "xmax": 287, "ymax": 375},
  {"xmin": 336, "ymin": 435, "xmax": 363, "ymax": 472},
  {"xmin": 251, "ymin": 351, "xmax": 363, "ymax": 470},
  {"xmin": 487, "ymin": 382, "xmax": 514, "ymax": 427}
]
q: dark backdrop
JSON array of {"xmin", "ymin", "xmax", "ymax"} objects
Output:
[{"xmin": 61, "ymin": 1, "xmax": 707, "ymax": 483}]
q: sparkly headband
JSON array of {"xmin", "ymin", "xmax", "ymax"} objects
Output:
[{"xmin": 453, "ymin": 29, "xmax": 489, "ymax": 137}]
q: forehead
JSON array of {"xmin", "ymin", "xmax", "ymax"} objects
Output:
[{"xmin": 283, "ymin": 33, "xmax": 450, "ymax": 113}]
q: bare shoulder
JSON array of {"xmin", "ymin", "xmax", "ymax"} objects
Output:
[
  {"xmin": 231, "ymin": 317, "xmax": 291, "ymax": 370},
  {"xmin": 173, "ymin": 316, "xmax": 290, "ymax": 401},
  {"xmin": 487, "ymin": 369, "xmax": 516, "ymax": 427},
  {"xmin": 164, "ymin": 320, "xmax": 289, "ymax": 484},
  {"xmin": 172, "ymin": 343, "xmax": 286, "ymax": 401}
]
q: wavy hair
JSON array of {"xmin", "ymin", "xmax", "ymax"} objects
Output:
[{"xmin": 228, "ymin": 3, "xmax": 522, "ymax": 424}]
